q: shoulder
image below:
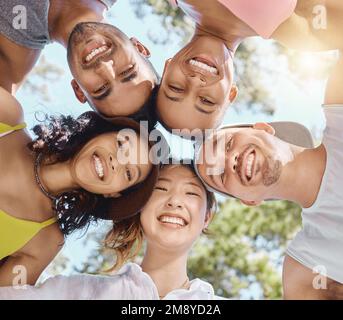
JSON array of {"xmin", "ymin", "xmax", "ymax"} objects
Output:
[{"xmin": 0, "ymin": 86, "xmax": 24, "ymax": 126}]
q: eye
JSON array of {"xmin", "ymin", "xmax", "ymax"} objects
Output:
[
  {"xmin": 226, "ymin": 136, "xmax": 233, "ymax": 152},
  {"xmin": 186, "ymin": 192, "xmax": 200, "ymax": 197},
  {"xmin": 168, "ymin": 84, "xmax": 184, "ymax": 93},
  {"xmin": 94, "ymin": 83, "xmax": 108, "ymax": 94},
  {"xmin": 154, "ymin": 186, "xmax": 167, "ymax": 191},
  {"xmin": 125, "ymin": 167, "xmax": 132, "ymax": 181},
  {"xmin": 117, "ymin": 139, "xmax": 123, "ymax": 148},
  {"xmin": 120, "ymin": 64, "xmax": 135, "ymax": 77},
  {"xmin": 200, "ymin": 96, "xmax": 215, "ymax": 106}
]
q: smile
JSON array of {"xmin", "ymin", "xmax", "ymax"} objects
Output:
[
  {"xmin": 245, "ymin": 150, "xmax": 256, "ymax": 181},
  {"xmin": 189, "ymin": 57, "xmax": 218, "ymax": 75},
  {"xmin": 85, "ymin": 45, "xmax": 109, "ymax": 63},
  {"xmin": 158, "ymin": 214, "xmax": 189, "ymax": 227},
  {"xmin": 93, "ymin": 153, "xmax": 104, "ymax": 180}
]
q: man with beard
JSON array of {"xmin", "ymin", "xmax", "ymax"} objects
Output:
[
  {"xmin": 0, "ymin": 1, "xmax": 158, "ymax": 120},
  {"xmin": 194, "ymin": 55, "xmax": 343, "ymax": 299}
]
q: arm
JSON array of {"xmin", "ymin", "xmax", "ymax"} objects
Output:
[
  {"xmin": 0, "ymin": 223, "xmax": 63, "ymax": 286},
  {"xmin": 324, "ymin": 52, "xmax": 343, "ymax": 105},
  {"xmin": 282, "ymin": 254, "xmax": 343, "ymax": 300}
]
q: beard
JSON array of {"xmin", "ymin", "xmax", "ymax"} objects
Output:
[{"xmin": 262, "ymin": 155, "xmax": 282, "ymax": 186}]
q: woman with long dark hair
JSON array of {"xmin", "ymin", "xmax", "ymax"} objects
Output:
[{"xmin": 0, "ymin": 86, "xmax": 160, "ymax": 286}]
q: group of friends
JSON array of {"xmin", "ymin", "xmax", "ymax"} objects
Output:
[{"xmin": 0, "ymin": 0, "xmax": 343, "ymax": 300}]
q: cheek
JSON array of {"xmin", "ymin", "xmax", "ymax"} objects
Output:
[{"xmin": 188, "ymin": 200, "xmax": 208, "ymax": 228}]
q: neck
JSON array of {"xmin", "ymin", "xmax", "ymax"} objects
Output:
[
  {"xmin": 48, "ymin": 0, "xmax": 107, "ymax": 47},
  {"xmin": 268, "ymin": 144, "xmax": 327, "ymax": 208},
  {"xmin": 39, "ymin": 159, "xmax": 78, "ymax": 197},
  {"xmin": 141, "ymin": 243, "xmax": 189, "ymax": 299}
]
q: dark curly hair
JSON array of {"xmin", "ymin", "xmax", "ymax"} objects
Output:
[{"xmin": 28, "ymin": 111, "xmax": 142, "ymax": 236}]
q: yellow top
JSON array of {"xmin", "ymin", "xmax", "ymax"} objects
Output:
[{"xmin": 0, "ymin": 122, "xmax": 57, "ymax": 260}]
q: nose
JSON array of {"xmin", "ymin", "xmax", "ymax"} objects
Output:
[
  {"xmin": 95, "ymin": 60, "xmax": 115, "ymax": 80},
  {"xmin": 166, "ymin": 195, "xmax": 183, "ymax": 210},
  {"xmin": 227, "ymin": 151, "xmax": 239, "ymax": 173},
  {"xmin": 109, "ymin": 153, "xmax": 118, "ymax": 173},
  {"xmin": 188, "ymin": 73, "xmax": 206, "ymax": 87}
]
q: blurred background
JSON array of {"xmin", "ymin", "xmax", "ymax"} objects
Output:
[{"xmin": 17, "ymin": 0, "xmax": 338, "ymax": 299}]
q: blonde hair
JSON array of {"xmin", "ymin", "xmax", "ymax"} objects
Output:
[{"xmin": 104, "ymin": 162, "xmax": 217, "ymax": 272}]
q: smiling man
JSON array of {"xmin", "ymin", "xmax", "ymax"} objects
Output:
[
  {"xmin": 67, "ymin": 22, "xmax": 158, "ymax": 118},
  {"xmin": 0, "ymin": 0, "xmax": 158, "ymax": 120},
  {"xmin": 157, "ymin": 33, "xmax": 238, "ymax": 132},
  {"xmin": 158, "ymin": 0, "xmax": 343, "ymax": 132},
  {"xmin": 195, "ymin": 55, "xmax": 343, "ymax": 299}
]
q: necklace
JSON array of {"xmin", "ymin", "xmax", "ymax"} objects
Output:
[
  {"xmin": 34, "ymin": 153, "xmax": 57, "ymax": 201},
  {"xmin": 159, "ymin": 277, "xmax": 190, "ymax": 299}
]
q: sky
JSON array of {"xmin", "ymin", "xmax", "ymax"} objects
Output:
[{"xmin": 15, "ymin": 0, "xmax": 338, "ymax": 297}]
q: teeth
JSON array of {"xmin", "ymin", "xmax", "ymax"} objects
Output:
[
  {"xmin": 159, "ymin": 216, "xmax": 186, "ymax": 226},
  {"xmin": 85, "ymin": 45, "xmax": 108, "ymax": 62},
  {"xmin": 246, "ymin": 153, "xmax": 255, "ymax": 179},
  {"xmin": 189, "ymin": 59, "xmax": 218, "ymax": 75},
  {"xmin": 93, "ymin": 154, "xmax": 104, "ymax": 179}
]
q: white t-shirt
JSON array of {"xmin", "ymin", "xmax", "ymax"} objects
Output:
[
  {"xmin": 0, "ymin": 263, "xmax": 224, "ymax": 300},
  {"xmin": 287, "ymin": 106, "xmax": 343, "ymax": 284}
]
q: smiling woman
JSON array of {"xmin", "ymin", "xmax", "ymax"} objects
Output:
[
  {"xmin": 0, "ymin": 160, "xmax": 223, "ymax": 300},
  {"xmin": 0, "ymin": 87, "xmax": 160, "ymax": 287},
  {"xmin": 101, "ymin": 160, "xmax": 220, "ymax": 299}
]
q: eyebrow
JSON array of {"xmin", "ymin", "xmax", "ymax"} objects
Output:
[
  {"xmin": 158, "ymin": 177, "xmax": 172, "ymax": 183},
  {"xmin": 92, "ymin": 87, "xmax": 112, "ymax": 101},
  {"xmin": 185, "ymin": 181, "xmax": 203, "ymax": 191}
]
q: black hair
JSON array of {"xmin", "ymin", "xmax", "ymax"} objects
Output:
[
  {"xmin": 129, "ymin": 85, "xmax": 159, "ymax": 132},
  {"xmin": 28, "ymin": 111, "xmax": 140, "ymax": 236}
]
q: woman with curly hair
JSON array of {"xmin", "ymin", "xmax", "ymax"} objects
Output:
[
  {"xmin": 0, "ymin": 161, "xmax": 222, "ymax": 300},
  {"xmin": 0, "ymin": 86, "xmax": 160, "ymax": 286}
]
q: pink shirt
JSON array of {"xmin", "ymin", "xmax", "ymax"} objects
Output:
[{"xmin": 168, "ymin": 0, "xmax": 297, "ymax": 39}]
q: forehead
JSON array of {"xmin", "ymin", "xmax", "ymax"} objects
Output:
[{"xmin": 159, "ymin": 165, "xmax": 203, "ymax": 186}]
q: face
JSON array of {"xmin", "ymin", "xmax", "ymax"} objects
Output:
[
  {"xmin": 157, "ymin": 35, "xmax": 237, "ymax": 131},
  {"xmin": 140, "ymin": 165, "xmax": 211, "ymax": 252},
  {"xmin": 196, "ymin": 124, "xmax": 284, "ymax": 203},
  {"xmin": 71, "ymin": 130, "xmax": 152, "ymax": 197},
  {"xmin": 67, "ymin": 22, "xmax": 157, "ymax": 117}
]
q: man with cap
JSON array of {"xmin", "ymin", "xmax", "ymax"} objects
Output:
[
  {"xmin": 0, "ymin": 0, "xmax": 158, "ymax": 120},
  {"xmin": 194, "ymin": 54, "xmax": 343, "ymax": 299}
]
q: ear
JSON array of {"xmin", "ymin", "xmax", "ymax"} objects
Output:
[
  {"xmin": 229, "ymin": 84, "xmax": 238, "ymax": 103},
  {"xmin": 240, "ymin": 199, "xmax": 262, "ymax": 207},
  {"xmin": 161, "ymin": 58, "xmax": 172, "ymax": 79},
  {"xmin": 130, "ymin": 37, "xmax": 151, "ymax": 58},
  {"xmin": 103, "ymin": 192, "xmax": 122, "ymax": 199},
  {"xmin": 203, "ymin": 210, "xmax": 214, "ymax": 230},
  {"xmin": 253, "ymin": 122, "xmax": 275, "ymax": 135},
  {"xmin": 71, "ymin": 79, "xmax": 87, "ymax": 104}
]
